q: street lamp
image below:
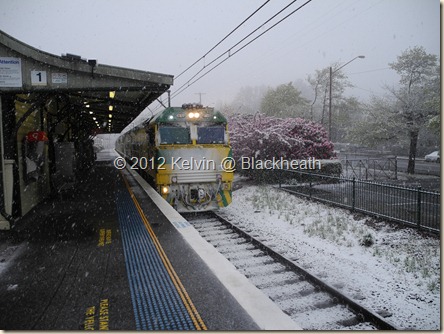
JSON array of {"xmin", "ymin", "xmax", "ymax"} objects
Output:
[{"xmin": 328, "ymin": 55, "xmax": 365, "ymax": 141}]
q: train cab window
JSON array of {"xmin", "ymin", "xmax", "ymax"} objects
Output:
[
  {"xmin": 159, "ymin": 125, "xmax": 191, "ymax": 144},
  {"xmin": 197, "ymin": 125, "xmax": 225, "ymax": 144}
]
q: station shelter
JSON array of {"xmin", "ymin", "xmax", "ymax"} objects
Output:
[{"xmin": 0, "ymin": 30, "xmax": 173, "ymax": 229}]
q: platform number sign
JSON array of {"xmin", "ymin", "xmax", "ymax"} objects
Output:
[{"xmin": 31, "ymin": 70, "xmax": 47, "ymax": 86}]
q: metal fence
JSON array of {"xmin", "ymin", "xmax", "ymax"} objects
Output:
[
  {"xmin": 276, "ymin": 170, "xmax": 440, "ymax": 234},
  {"xmin": 342, "ymin": 157, "xmax": 398, "ymax": 180}
]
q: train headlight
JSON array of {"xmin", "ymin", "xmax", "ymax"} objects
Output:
[
  {"xmin": 187, "ymin": 112, "xmax": 200, "ymax": 119},
  {"xmin": 171, "ymin": 176, "xmax": 177, "ymax": 183},
  {"xmin": 161, "ymin": 186, "xmax": 169, "ymax": 194}
]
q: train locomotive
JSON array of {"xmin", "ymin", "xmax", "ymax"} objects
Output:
[{"xmin": 115, "ymin": 103, "xmax": 233, "ymax": 212}]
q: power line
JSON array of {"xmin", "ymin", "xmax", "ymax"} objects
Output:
[
  {"xmin": 175, "ymin": 0, "xmax": 272, "ymax": 80},
  {"xmin": 173, "ymin": 0, "xmax": 301, "ymax": 96},
  {"xmin": 348, "ymin": 67, "xmax": 391, "ymax": 75},
  {"xmin": 171, "ymin": 0, "xmax": 313, "ymax": 100},
  {"xmin": 148, "ymin": 0, "xmax": 313, "ymax": 116}
]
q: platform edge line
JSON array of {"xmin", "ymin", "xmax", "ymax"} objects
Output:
[{"xmin": 121, "ymin": 171, "xmax": 207, "ymax": 331}]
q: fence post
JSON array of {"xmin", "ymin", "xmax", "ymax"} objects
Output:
[
  {"xmin": 416, "ymin": 186, "xmax": 422, "ymax": 230},
  {"xmin": 394, "ymin": 156, "xmax": 398, "ymax": 180},
  {"xmin": 352, "ymin": 177, "xmax": 356, "ymax": 211},
  {"xmin": 366, "ymin": 158, "xmax": 369, "ymax": 180}
]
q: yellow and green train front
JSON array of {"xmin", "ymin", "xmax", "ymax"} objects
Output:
[{"xmin": 153, "ymin": 106, "xmax": 233, "ymax": 212}]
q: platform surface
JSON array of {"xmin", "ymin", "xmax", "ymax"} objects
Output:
[{"xmin": 0, "ymin": 151, "xmax": 266, "ymax": 330}]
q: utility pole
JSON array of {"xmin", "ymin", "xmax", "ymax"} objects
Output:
[
  {"xmin": 195, "ymin": 92, "xmax": 206, "ymax": 104},
  {"xmin": 328, "ymin": 55, "xmax": 365, "ymax": 141}
]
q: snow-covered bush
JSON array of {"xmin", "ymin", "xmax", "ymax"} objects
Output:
[
  {"xmin": 228, "ymin": 113, "xmax": 335, "ymax": 161},
  {"xmin": 228, "ymin": 114, "xmax": 338, "ymax": 181}
]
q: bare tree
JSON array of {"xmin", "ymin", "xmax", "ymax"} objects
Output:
[{"xmin": 307, "ymin": 63, "xmax": 351, "ymax": 129}]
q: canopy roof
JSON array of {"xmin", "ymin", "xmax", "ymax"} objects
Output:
[{"xmin": 0, "ymin": 30, "xmax": 173, "ymax": 133}]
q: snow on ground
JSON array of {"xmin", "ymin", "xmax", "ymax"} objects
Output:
[{"xmin": 219, "ymin": 184, "xmax": 440, "ymax": 330}]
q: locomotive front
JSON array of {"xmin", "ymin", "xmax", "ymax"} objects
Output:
[{"xmin": 150, "ymin": 104, "xmax": 233, "ymax": 212}]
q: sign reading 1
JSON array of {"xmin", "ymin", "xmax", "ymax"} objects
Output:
[{"xmin": 31, "ymin": 70, "xmax": 47, "ymax": 86}]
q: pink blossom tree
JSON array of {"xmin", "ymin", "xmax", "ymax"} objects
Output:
[{"xmin": 228, "ymin": 113, "xmax": 335, "ymax": 162}]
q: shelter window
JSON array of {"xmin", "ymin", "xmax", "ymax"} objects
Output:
[
  {"xmin": 159, "ymin": 125, "xmax": 191, "ymax": 144},
  {"xmin": 197, "ymin": 125, "xmax": 225, "ymax": 144}
]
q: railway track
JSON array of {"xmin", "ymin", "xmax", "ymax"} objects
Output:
[{"xmin": 183, "ymin": 211, "xmax": 398, "ymax": 330}]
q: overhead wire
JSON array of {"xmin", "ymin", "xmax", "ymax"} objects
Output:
[
  {"xmin": 348, "ymin": 67, "xmax": 391, "ymax": 75},
  {"xmin": 235, "ymin": 0, "xmax": 350, "ymax": 75},
  {"xmin": 172, "ymin": 0, "xmax": 302, "ymax": 98},
  {"xmin": 145, "ymin": 1, "xmax": 275, "ymax": 117},
  {"xmin": 171, "ymin": 0, "xmax": 313, "ymax": 100},
  {"xmin": 175, "ymin": 0, "xmax": 272, "ymax": 80},
  {"xmin": 140, "ymin": 0, "xmax": 313, "ymax": 119}
]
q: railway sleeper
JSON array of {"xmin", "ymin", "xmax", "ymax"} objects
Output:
[
  {"xmin": 213, "ymin": 240, "xmax": 249, "ymax": 248},
  {"xmin": 283, "ymin": 299, "xmax": 337, "ymax": 317},
  {"xmin": 207, "ymin": 237, "xmax": 248, "ymax": 247},
  {"xmin": 199, "ymin": 229, "xmax": 234, "ymax": 238},
  {"xmin": 193, "ymin": 224, "xmax": 225, "ymax": 233},
  {"xmin": 213, "ymin": 237, "xmax": 251, "ymax": 247},
  {"xmin": 224, "ymin": 249, "xmax": 265, "ymax": 260},
  {"xmin": 225, "ymin": 253, "xmax": 267, "ymax": 263},
  {"xmin": 264, "ymin": 280, "xmax": 315, "ymax": 301},
  {"xmin": 239, "ymin": 262, "xmax": 286, "ymax": 276},
  {"xmin": 279, "ymin": 291, "xmax": 334, "ymax": 313},
  {"xmin": 215, "ymin": 243, "xmax": 256, "ymax": 253},
  {"xmin": 202, "ymin": 237, "xmax": 238, "ymax": 246},
  {"xmin": 241, "ymin": 265, "xmax": 289, "ymax": 279},
  {"xmin": 187, "ymin": 218, "xmax": 219, "ymax": 225},
  {"xmin": 191, "ymin": 219, "xmax": 223, "ymax": 226},
  {"xmin": 253, "ymin": 275, "xmax": 301, "ymax": 289},
  {"xmin": 313, "ymin": 299, "xmax": 338, "ymax": 310},
  {"xmin": 336, "ymin": 315, "xmax": 364, "ymax": 328},
  {"xmin": 230, "ymin": 257, "xmax": 276, "ymax": 269},
  {"xmin": 297, "ymin": 305, "xmax": 357, "ymax": 330}
]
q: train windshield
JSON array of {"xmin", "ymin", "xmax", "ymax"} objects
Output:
[
  {"xmin": 159, "ymin": 126, "xmax": 191, "ymax": 144},
  {"xmin": 197, "ymin": 125, "xmax": 225, "ymax": 144}
]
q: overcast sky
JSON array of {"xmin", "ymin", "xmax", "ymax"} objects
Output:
[{"xmin": 0, "ymin": 0, "xmax": 440, "ymax": 126}]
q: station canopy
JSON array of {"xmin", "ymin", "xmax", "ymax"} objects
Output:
[{"xmin": 0, "ymin": 30, "xmax": 173, "ymax": 133}]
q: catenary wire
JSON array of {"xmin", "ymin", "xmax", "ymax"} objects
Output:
[
  {"xmin": 175, "ymin": 0, "xmax": 272, "ymax": 80},
  {"xmin": 130, "ymin": 0, "xmax": 313, "ymax": 126},
  {"xmin": 172, "ymin": 0, "xmax": 302, "ymax": 97},
  {"xmin": 171, "ymin": 0, "xmax": 313, "ymax": 100}
]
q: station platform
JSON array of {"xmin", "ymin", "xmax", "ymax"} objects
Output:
[{"xmin": 0, "ymin": 150, "xmax": 299, "ymax": 330}]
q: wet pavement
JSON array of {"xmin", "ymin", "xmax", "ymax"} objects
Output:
[
  {"xmin": 0, "ymin": 157, "xmax": 259, "ymax": 330},
  {"xmin": 0, "ymin": 164, "xmax": 133, "ymax": 330}
]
